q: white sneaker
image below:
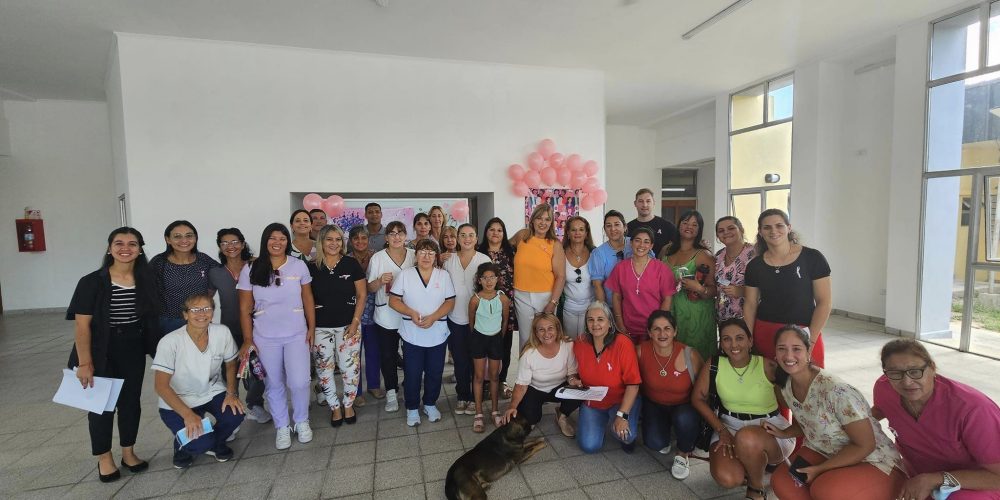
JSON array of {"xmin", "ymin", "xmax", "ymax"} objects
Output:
[
  {"xmin": 384, "ymin": 390, "xmax": 399, "ymax": 413},
  {"xmin": 294, "ymin": 421, "xmax": 313, "ymax": 444},
  {"xmin": 406, "ymin": 409, "xmax": 421, "ymax": 427},
  {"xmin": 245, "ymin": 405, "xmax": 272, "ymax": 424},
  {"xmin": 658, "ymin": 444, "xmax": 671, "ymax": 455},
  {"xmin": 275, "ymin": 426, "xmax": 292, "ymax": 450},
  {"xmin": 226, "ymin": 425, "xmax": 239, "ymax": 442},
  {"xmin": 671, "ymin": 454, "xmax": 690, "ymax": 480},
  {"xmin": 423, "ymin": 404, "xmax": 442, "ymax": 422}
]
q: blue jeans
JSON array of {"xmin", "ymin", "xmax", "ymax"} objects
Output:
[
  {"xmin": 359, "ymin": 323, "xmax": 381, "ymax": 393},
  {"xmin": 447, "ymin": 320, "xmax": 473, "ymax": 401},
  {"xmin": 159, "ymin": 391, "xmax": 245, "ymax": 455},
  {"xmin": 402, "ymin": 340, "xmax": 447, "ymax": 410},
  {"xmin": 641, "ymin": 399, "xmax": 700, "ymax": 453},
  {"xmin": 576, "ymin": 398, "xmax": 642, "ymax": 454}
]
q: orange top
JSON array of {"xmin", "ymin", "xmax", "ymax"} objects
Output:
[
  {"xmin": 513, "ymin": 237, "xmax": 555, "ymax": 292},
  {"xmin": 638, "ymin": 340, "xmax": 692, "ymax": 406}
]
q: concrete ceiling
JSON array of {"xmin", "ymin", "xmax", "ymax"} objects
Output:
[{"xmin": 0, "ymin": 0, "xmax": 968, "ymax": 125}]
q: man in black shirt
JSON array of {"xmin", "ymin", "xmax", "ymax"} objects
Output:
[{"xmin": 627, "ymin": 188, "xmax": 676, "ymax": 256}]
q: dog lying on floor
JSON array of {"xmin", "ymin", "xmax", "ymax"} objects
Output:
[{"xmin": 445, "ymin": 414, "xmax": 546, "ymax": 500}]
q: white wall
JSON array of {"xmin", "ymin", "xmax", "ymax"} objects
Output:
[
  {"xmin": 0, "ymin": 100, "xmax": 118, "ymax": 311},
  {"xmin": 111, "ymin": 34, "xmax": 606, "ymax": 256},
  {"xmin": 605, "ymin": 124, "xmax": 656, "ymax": 228},
  {"xmin": 653, "ymin": 102, "xmax": 715, "ymax": 169}
]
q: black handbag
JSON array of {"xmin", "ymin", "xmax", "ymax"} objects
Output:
[{"xmin": 695, "ymin": 355, "xmax": 720, "ymax": 451}]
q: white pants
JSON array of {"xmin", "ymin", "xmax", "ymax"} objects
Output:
[
  {"xmin": 313, "ymin": 326, "xmax": 361, "ymax": 408},
  {"xmin": 561, "ymin": 308, "xmax": 587, "ymax": 339},
  {"xmin": 513, "ymin": 289, "xmax": 552, "ymax": 349}
]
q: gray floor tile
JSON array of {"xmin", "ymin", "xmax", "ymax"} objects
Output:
[
  {"xmin": 322, "ymin": 463, "xmax": 374, "ymax": 496},
  {"xmin": 373, "ymin": 485, "xmax": 425, "ymax": 500},
  {"xmin": 331, "ymin": 441, "xmax": 376, "ymax": 468},
  {"xmin": 113, "ymin": 468, "xmax": 185, "ymax": 500},
  {"xmin": 417, "ymin": 428, "xmax": 464, "ymax": 455},
  {"xmin": 604, "ymin": 447, "xmax": 667, "ymax": 477},
  {"xmin": 162, "ymin": 487, "xmax": 221, "ymax": 499},
  {"xmin": 335, "ymin": 421, "xmax": 378, "ymax": 444},
  {"xmin": 519, "ymin": 460, "xmax": 578, "ymax": 495},
  {"xmin": 560, "ymin": 453, "xmax": 623, "ymax": 485},
  {"xmin": 419, "ymin": 450, "xmax": 463, "ymax": 482},
  {"xmin": 280, "ymin": 447, "xmax": 332, "ymax": 476},
  {"xmin": 424, "ymin": 480, "xmax": 446, "ymax": 500},
  {"xmin": 375, "ymin": 435, "xmax": 418, "ymax": 462},
  {"xmin": 227, "ymin": 454, "xmax": 285, "ymax": 485},
  {"xmin": 171, "ymin": 461, "xmax": 236, "ymax": 493},
  {"xmin": 485, "ymin": 467, "xmax": 533, "ymax": 499},
  {"xmin": 374, "ymin": 456, "xmax": 422, "ymax": 490},
  {"xmin": 269, "ymin": 470, "xmax": 326, "ymax": 499},
  {"xmin": 63, "ymin": 479, "xmax": 126, "ymax": 500},
  {"xmin": 216, "ymin": 480, "xmax": 272, "ymax": 500},
  {"xmin": 534, "ymin": 488, "xmax": 585, "ymax": 500},
  {"xmin": 11, "ymin": 485, "xmax": 73, "ymax": 500},
  {"xmin": 583, "ymin": 478, "xmax": 642, "ymax": 498},
  {"xmin": 628, "ymin": 470, "xmax": 698, "ymax": 499}
]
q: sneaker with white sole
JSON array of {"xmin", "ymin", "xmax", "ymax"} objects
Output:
[
  {"xmin": 275, "ymin": 426, "xmax": 292, "ymax": 450},
  {"xmin": 245, "ymin": 405, "xmax": 272, "ymax": 424},
  {"xmin": 454, "ymin": 400, "xmax": 469, "ymax": 415},
  {"xmin": 226, "ymin": 425, "xmax": 239, "ymax": 442},
  {"xmin": 406, "ymin": 409, "xmax": 421, "ymax": 427},
  {"xmin": 384, "ymin": 390, "xmax": 399, "ymax": 413},
  {"xmin": 423, "ymin": 404, "xmax": 442, "ymax": 422},
  {"xmin": 671, "ymin": 454, "xmax": 690, "ymax": 480},
  {"xmin": 294, "ymin": 421, "xmax": 313, "ymax": 443}
]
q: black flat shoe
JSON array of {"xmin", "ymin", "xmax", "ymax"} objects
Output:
[
  {"xmin": 120, "ymin": 458, "xmax": 149, "ymax": 473},
  {"xmin": 98, "ymin": 464, "xmax": 121, "ymax": 483},
  {"xmin": 330, "ymin": 412, "xmax": 344, "ymax": 428},
  {"xmin": 344, "ymin": 411, "xmax": 357, "ymax": 425}
]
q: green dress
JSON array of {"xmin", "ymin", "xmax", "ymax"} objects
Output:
[{"xmin": 666, "ymin": 253, "xmax": 717, "ymax": 359}]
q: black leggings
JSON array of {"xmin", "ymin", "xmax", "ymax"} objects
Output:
[
  {"xmin": 516, "ymin": 383, "xmax": 581, "ymax": 425},
  {"xmin": 89, "ymin": 324, "xmax": 146, "ymax": 455},
  {"xmin": 375, "ymin": 323, "xmax": 401, "ymax": 392}
]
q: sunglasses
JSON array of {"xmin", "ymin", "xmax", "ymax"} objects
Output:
[
  {"xmin": 273, "ymin": 269, "xmax": 281, "ymax": 287},
  {"xmin": 574, "ymin": 267, "xmax": 582, "ymax": 284},
  {"xmin": 615, "ymin": 250, "xmax": 625, "ymax": 261}
]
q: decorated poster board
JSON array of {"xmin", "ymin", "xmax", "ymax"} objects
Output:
[{"xmin": 524, "ymin": 188, "xmax": 580, "ymax": 240}]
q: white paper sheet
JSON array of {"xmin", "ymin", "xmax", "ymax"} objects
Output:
[
  {"xmin": 555, "ymin": 385, "xmax": 609, "ymax": 401},
  {"xmin": 52, "ymin": 369, "xmax": 124, "ymax": 414}
]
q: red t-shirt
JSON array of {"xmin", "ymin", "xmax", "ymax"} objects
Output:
[
  {"xmin": 638, "ymin": 340, "xmax": 692, "ymax": 406},
  {"xmin": 574, "ymin": 333, "xmax": 642, "ymax": 410}
]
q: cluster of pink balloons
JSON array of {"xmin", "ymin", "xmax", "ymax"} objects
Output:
[
  {"xmin": 448, "ymin": 200, "xmax": 470, "ymax": 221},
  {"xmin": 303, "ymin": 193, "xmax": 345, "ymax": 217},
  {"xmin": 507, "ymin": 139, "xmax": 607, "ymax": 211}
]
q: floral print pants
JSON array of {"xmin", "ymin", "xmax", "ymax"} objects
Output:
[{"xmin": 313, "ymin": 326, "xmax": 361, "ymax": 408}]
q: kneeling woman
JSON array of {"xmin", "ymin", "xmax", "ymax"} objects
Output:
[
  {"xmin": 637, "ymin": 310, "xmax": 702, "ymax": 480},
  {"xmin": 691, "ymin": 318, "xmax": 794, "ymax": 500},
  {"xmin": 573, "ymin": 301, "xmax": 642, "ymax": 454},
  {"xmin": 502, "ymin": 313, "xmax": 580, "ymax": 437},
  {"xmin": 152, "ymin": 293, "xmax": 244, "ymax": 468},
  {"xmin": 389, "ymin": 239, "xmax": 456, "ymax": 427},
  {"xmin": 767, "ymin": 325, "xmax": 904, "ymax": 500}
]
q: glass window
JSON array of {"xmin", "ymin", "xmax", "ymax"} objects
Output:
[
  {"xmin": 731, "ymin": 84, "xmax": 765, "ymax": 131},
  {"xmin": 730, "ymin": 122, "xmax": 793, "ymax": 189},
  {"xmin": 927, "ymin": 70, "xmax": 1000, "ymax": 172},
  {"xmin": 731, "ymin": 193, "xmax": 762, "ymax": 236},
  {"xmin": 767, "ymin": 75, "xmax": 794, "ymax": 122},
  {"xmin": 930, "ymin": 8, "xmax": 981, "ymax": 81},
  {"xmin": 988, "ymin": 2, "xmax": 1000, "ymax": 67},
  {"xmin": 765, "ymin": 189, "xmax": 790, "ymax": 215}
]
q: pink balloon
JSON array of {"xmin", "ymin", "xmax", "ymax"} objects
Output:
[
  {"xmin": 322, "ymin": 195, "xmax": 345, "ymax": 217},
  {"xmin": 303, "ymin": 193, "xmax": 323, "ymax": 211},
  {"xmin": 538, "ymin": 139, "xmax": 557, "ymax": 160},
  {"xmin": 540, "ymin": 166, "xmax": 557, "ymax": 186},
  {"xmin": 583, "ymin": 160, "xmax": 599, "ymax": 177},
  {"xmin": 450, "ymin": 200, "xmax": 470, "ymax": 221},
  {"xmin": 591, "ymin": 189, "xmax": 608, "ymax": 205},
  {"xmin": 508, "ymin": 164, "xmax": 525, "ymax": 181},
  {"xmin": 527, "ymin": 152, "xmax": 544, "ymax": 171},
  {"xmin": 548, "ymin": 153, "xmax": 564, "ymax": 169},
  {"xmin": 512, "ymin": 182, "xmax": 530, "ymax": 197},
  {"xmin": 580, "ymin": 195, "xmax": 596, "ymax": 211},
  {"xmin": 582, "ymin": 177, "xmax": 601, "ymax": 194},
  {"xmin": 565, "ymin": 154, "xmax": 583, "ymax": 172},
  {"xmin": 524, "ymin": 170, "xmax": 542, "ymax": 189},
  {"xmin": 570, "ymin": 171, "xmax": 587, "ymax": 189},
  {"xmin": 556, "ymin": 166, "xmax": 572, "ymax": 186}
]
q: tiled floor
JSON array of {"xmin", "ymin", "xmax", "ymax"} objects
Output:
[{"xmin": 1, "ymin": 312, "xmax": 999, "ymax": 500}]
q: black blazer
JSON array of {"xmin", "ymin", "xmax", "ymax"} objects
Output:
[{"xmin": 66, "ymin": 267, "xmax": 161, "ymax": 374}]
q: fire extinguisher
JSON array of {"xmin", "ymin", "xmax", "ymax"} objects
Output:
[{"xmin": 686, "ymin": 264, "xmax": 710, "ymax": 301}]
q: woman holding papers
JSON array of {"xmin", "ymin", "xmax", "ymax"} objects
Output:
[
  {"xmin": 67, "ymin": 227, "xmax": 160, "ymax": 482},
  {"xmin": 152, "ymin": 293, "xmax": 245, "ymax": 469},
  {"xmin": 501, "ymin": 313, "xmax": 579, "ymax": 437},
  {"xmin": 573, "ymin": 301, "xmax": 642, "ymax": 454}
]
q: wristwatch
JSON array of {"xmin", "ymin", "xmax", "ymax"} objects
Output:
[{"xmin": 615, "ymin": 410, "xmax": 629, "ymax": 420}]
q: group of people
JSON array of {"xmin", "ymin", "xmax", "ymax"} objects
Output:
[{"xmin": 67, "ymin": 192, "xmax": 1000, "ymax": 500}]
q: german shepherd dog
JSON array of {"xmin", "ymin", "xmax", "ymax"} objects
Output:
[{"xmin": 445, "ymin": 414, "xmax": 546, "ymax": 500}]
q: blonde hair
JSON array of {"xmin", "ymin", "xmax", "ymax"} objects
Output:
[
  {"xmin": 526, "ymin": 203, "xmax": 558, "ymax": 242},
  {"xmin": 314, "ymin": 224, "xmax": 348, "ymax": 269},
  {"xmin": 521, "ymin": 312, "xmax": 571, "ymax": 355}
]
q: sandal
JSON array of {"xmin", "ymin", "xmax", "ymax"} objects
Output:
[
  {"xmin": 491, "ymin": 411, "xmax": 503, "ymax": 427},
  {"xmin": 744, "ymin": 485, "xmax": 768, "ymax": 500},
  {"xmin": 473, "ymin": 414, "xmax": 485, "ymax": 433}
]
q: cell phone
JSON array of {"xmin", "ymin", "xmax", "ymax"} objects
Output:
[
  {"xmin": 717, "ymin": 278, "xmax": 731, "ymax": 286},
  {"xmin": 176, "ymin": 417, "xmax": 214, "ymax": 447},
  {"xmin": 788, "ymin": 455, "xmax": 811, "ymax": 486}
]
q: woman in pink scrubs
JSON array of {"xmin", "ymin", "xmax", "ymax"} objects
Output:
[{"xmin": 606, "ymin": 227, "xmax": 675, "ymax": 344}]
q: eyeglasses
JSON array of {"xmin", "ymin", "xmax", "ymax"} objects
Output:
[
  {"xmin": 219, "ymin": 240, "xmax": 242, "ymax": 247},
  {"xmin": 171, "ymin": 233, "xmax": 196, "ymax": 241},
  {"xmin": 417, "ymin": 250, "xmax": 437, "ymax": 256},
  {"xmin": 187, "ymin": 306, "xmax": 214, "ymax": 314},
  {"xmin": 273, "ymin": 269, "xmax": 281, "ymax": 287},
  {"xmin": 481, "ymin": 276, "xmax": 498, "ymax": 281},
  {"xmin": 574, "ymin": 267, "xmax": 582, "ymax": 284},
  {"xmin": 615, "ymin": 250, "xmax": 625, "ymax": 261},
  {"xmin": 883, "ymin": 365, "xmax": 928, "ymax": 380},
  {"xmin": 388, "ymin": 231, "xmax": 405, "ymax": 238}
]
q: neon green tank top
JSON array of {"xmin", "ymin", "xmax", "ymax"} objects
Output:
[{"xmin": 716, "ymin": 355, "xmax": 778, "ymax": 414}]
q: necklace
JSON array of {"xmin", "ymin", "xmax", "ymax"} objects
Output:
[
  {"xmin": 730, "ymin": 357, "xmax": 754, "ymax": 383},
  {"xmin": 631, "ymin": 257, "xmax": 649, "ymax": 295},
  {"xmin": 650, "ymin": 345, "xmax": 674, "ymax": 377},
  {"xmin": 769, "ymin": 248, "xmax": 793, "ymax": 274},
  {"xmin": 569, "ymin": 246, "xmax": 585, "ymax": 264}
]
